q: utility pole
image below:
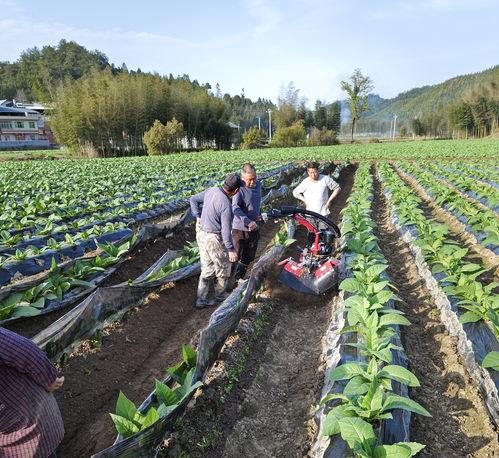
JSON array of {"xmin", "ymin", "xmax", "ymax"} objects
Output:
[
  {"xmin": 392, "ymin": 114, "xmax": 397, "ymax": 140},
  {"xmin": 257, "ymin": 116, "xmax": 261, "ymax": 130},
  {"xmin": 268, "ymin": 109, "xmax": 272, "ymax": 141}
]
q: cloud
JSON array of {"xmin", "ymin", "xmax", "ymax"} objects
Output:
[{"xmin": 244, "ymin": 0, "xmax": 283, "ymax": 39}]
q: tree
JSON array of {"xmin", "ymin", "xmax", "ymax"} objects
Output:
[
  {"xmin": 341, "ymin": 69, "xmax": 374, "ymax": 142},
  {"xmin": 274, "ymin": 82, "xmax": 307, "ymax": 129},
  {"xmin": 411, "ymin": 118, "xmax": 426, "ymax": 137},
  {"xmin": 399, "ymin": 126, "xmax": 408, "ymax": 137},
  {"xmin": 241, "ymin": 126, "xmax": 267, "ymax": 149}
]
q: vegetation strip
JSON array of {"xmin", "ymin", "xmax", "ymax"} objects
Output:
[
  {"xmin": 313, "ymin": 162, "xmax": 429, "ymax": 457},
  {"xmin": 377, "ymin": 161, "xmax": 499, "ymax": 426}
]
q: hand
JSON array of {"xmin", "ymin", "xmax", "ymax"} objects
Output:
[
  {"xmin": 228, "ymin": 250, "xmax": 238, "ymax": 263},
  {"xmin": 196, "ymin": 217, "xmax": 201, "ymax": 224},
  {"xmin": 46, "ymin": 376, "xmax": 64, "ymax": 392},
  {"xmin": 248, "ymin": 221, "xmax": 258, "ymax": 231}
]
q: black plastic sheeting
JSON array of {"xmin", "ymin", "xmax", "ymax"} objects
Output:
[
  {"xmin": 0, "ymin": 229, "xmax": 134, "ymax": 287},
  {"xmin": 88, "ymin": 221, "xmax": 296, "ymax": 458},
  {"xmin": 380, "ymin": 179, "xmax": 499, "ymax": 428},
  {"xmin": 0, "ymin": 225, "xmax": 167, "ymax": 327}
]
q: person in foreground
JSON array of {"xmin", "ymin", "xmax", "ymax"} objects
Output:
[
  {"xmin": 0, "ymin": 327, "xmax": 65, "ymax": 458},
  {"xmin": 190, "ymin": 173, "xmax": 242, "ymax": 308}
]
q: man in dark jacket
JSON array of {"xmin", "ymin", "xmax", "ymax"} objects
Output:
[
  {"xmin": 231, "ymin": 163, "xmax": 263, "ymax": 282},
  {"xmin": 190, "ymin": 173, "xmax": 242, "ymax": 308}
]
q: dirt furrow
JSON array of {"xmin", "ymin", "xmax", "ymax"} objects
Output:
[{"xmin": 372, "ymin": 164, "xmax": 498, "ymax": 457}]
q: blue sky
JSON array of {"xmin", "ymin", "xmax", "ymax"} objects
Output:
[{"xmin": 1, "ymin": 0, "xmax": 498, "ymax": 106}]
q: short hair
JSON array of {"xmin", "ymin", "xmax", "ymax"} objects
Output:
[
  {"xmin": 305, "ymin": 161, "xmax": 320, "ymax": 170},
  {"xmin": 242, "ymin": 163, "xmax": 256, "ymax": 175}
]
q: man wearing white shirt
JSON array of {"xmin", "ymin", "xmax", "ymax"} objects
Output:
[{"xmin": 292, "ymin": 161, "xmax": 341, "ymax": 217}]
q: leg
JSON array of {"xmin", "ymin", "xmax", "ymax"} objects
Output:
[
  {"xmin": 196, "ymin": 230, "xmax": 216, "ymax": 308},
  {"xmin": 235, "ymin": 230, "xmax": 260, "ymax": 280}
]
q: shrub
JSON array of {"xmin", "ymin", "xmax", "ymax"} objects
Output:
[
  {"xmin": 241, "ymin": 126, "xmax": 268, "ymax": 149},
  {"xmin": 271, "ymin": 120, "xmax": 306, "ymax": 147},
  {"xmin": 307, "ymin": 127, "xmax": 339, "ymax": 146},
  {"xmin": 144, "ymin": 118, "xmax": 185, "ymax": 155}
]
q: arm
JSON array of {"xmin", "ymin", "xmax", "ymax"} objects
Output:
[
  {"xmin": 220, "ymin": 204, "xmax": 237, "ymax": 261},
  {"xmin": 189, "ymin": 190, "xmax": 206, "ymax": 219},
  {"xmin": 325, "ymin": 177, "xmax": 341, "ymax": 208},
  {"xmin": 292, "ymin": 180, "xmax": 307, "ymax": 205},
  {"xmin": 0, "ymin": 328, "xmax": 61, "ymax": 390}
]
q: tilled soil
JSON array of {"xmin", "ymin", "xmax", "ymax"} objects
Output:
[
  {"xmin": 159, "ymin": 164, "xmax": 357, "ymax": 457},
  {"xmin": 372, "ymin": 165, "xmax": 499, "ymax": 457},
  {"xmin": 52, "ymin": 189, "xmax": 299, "ymax": 457}
]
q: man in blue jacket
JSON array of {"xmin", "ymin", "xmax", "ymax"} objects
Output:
[
  {"xmin": 190, "ymin": 173, "xmax": 242, "ymax": 308},
  {"xmin": 232, "ymin": 163, "xmax": 262, "ymax": 282}
]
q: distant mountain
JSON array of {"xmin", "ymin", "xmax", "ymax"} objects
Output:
[{"xmin": 356, "ymin": 65, "xmax": 499, "ymax": 122}]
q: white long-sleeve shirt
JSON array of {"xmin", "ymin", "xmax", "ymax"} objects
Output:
[{"xmin": 292, "ymin": 174, "xmax": 340, "ymax": 216}]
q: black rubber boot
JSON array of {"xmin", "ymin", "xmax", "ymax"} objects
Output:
[
  {"xmin": 234, "ymin": 262, "xmax": 248, "ymax": 281},
  {"xmin": 196, "ymin": 276, "xmax": 216, "ymax": 308},
  {"xmin": 215, "ymin": 277, "xmax": 231, "ymax": 302}
]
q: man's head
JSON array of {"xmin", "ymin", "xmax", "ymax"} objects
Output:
[
  {"xmin": 223, "ymin": 173, "xmax": 242, "ymax": 196},
  {"xmin": 305, "ymin": 161, "xmax": 320, "ymax": 182},
  {"xmin": 241, "ymin": 163, "xmax": 257, "ymax": 188}
]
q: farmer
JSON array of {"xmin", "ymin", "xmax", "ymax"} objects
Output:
[
  {"xmin": 292, "ymin": 161, "xmax": 341, "ymax": 218},
  {"xmin": 231, "ymin": 163, "xmax": 263, "ymax": 283},
  {"xmin": 0, "ymin": 327, "xmax": 65, "ymax": 458},
  {"xmin": 190, "ymin": 173, "xmax": 242, "ymax": 308}
]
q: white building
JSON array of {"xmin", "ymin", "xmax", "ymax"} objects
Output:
[{"xmin": 0, "ymin": 100, "xmax": 51, "ymax": 149}]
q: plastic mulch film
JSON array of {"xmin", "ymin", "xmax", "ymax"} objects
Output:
[
  {"xmin": 383, "ymin": 189, "xmax": 499, "ymax": 427},
  {"xmin": 90, "ymin": 221, "xmax": 296, "ymax": 458},
  {"xmin": 0, "ymin": 224, "xmax": 168, "ymax": 327},
  {"xmin": 33, "ymin": 248, "xmax": 201, "ymax": 362},
  {"xmin": 0, "ymin": 228, "xmax": 134, "ymax": 287}
]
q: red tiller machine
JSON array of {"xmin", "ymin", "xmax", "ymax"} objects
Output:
[{"xmin": 267, "ymin": 206, "xmax": 341, "ymax": 295}]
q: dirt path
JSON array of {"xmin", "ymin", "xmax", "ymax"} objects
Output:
[
  {"xmin": 159, "ymin": 164, "xmax": 357, "ymax": 458},
  {"xmin": 372, "ymin": 164, "xmax": 498, "ymax": 457}
]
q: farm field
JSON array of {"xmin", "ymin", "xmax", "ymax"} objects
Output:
[{"xmin": 2, "ymin": 138, "xmax": 499, "ymax": 457}]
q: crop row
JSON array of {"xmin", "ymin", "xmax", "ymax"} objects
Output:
[
  {"xmin": 396, "ymin": 161, "xmax": 499, "ymax": 252},
  {"xmin": 315, "ymin": 162, "xmax": 429, "ymax": 457},
  {"xmin": 443, "ymin": 160, "xmax": 499, "ymax": 186},
  {"xmin": 377, "ymin": 162, "xmax": 498, "ymax": 423},
  {"xmin": 419, "ymin": 161, "xmax": 499, "ymax": 211}
]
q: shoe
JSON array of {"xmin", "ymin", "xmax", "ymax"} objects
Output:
[
  {"xmin": 195, "ymin": 299, "xmax": 216, "ymax": 309},
  {"xmin": 196, "ymin": 276, "xmax": 215, "ymax": 308},
  {"xmin": 215, "ymin": 277, "xmax": 231, "ymax": 302}
]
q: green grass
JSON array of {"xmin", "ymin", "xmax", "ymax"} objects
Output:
[{"xmin": 0, "ymin": 149, "xmax": 72, "ymax": 160}]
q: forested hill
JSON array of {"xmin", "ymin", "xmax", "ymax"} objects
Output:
[
  {"xmin": 364, "ymin": 65, "xmax": 499, "ymax": 121},
  {"xmin": 0, "ymin": 40, "xmax": 112, "ymax": 102}
]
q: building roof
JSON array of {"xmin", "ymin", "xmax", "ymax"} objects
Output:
[{"xmin": 0, "ymin": 106, "xmax": 39, "ymax": 115}]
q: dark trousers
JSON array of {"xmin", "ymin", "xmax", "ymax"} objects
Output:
[
  {"xmin": 232, "ymin": 229, "xmax": 260, "ymax": 280},
  {"xmin": 233, "ymin": 229, "xmax": 260, "ymax": 265}
]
